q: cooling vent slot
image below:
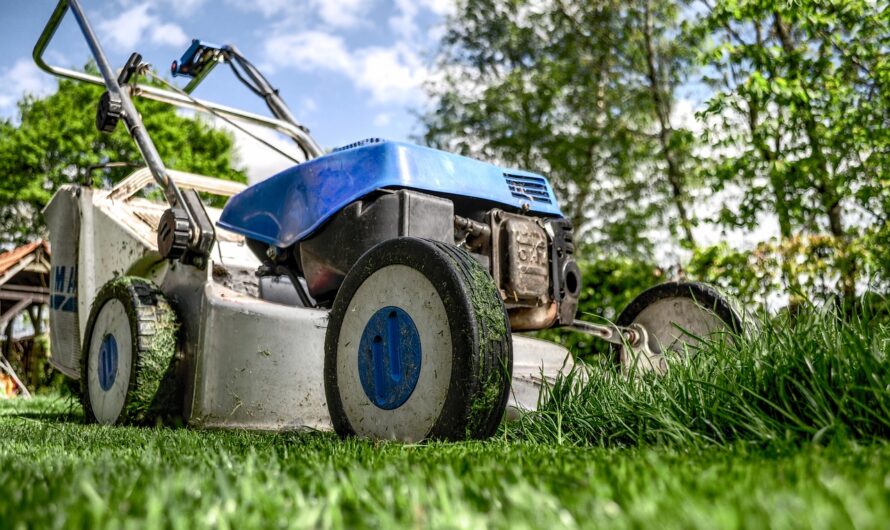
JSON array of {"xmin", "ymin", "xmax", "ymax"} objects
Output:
[
  {"xmin": 333, "ymin": 138, "xmax": 385, "ymax": 152},
  {"xmin": 503, "ymin": 173, "xmax": 552, "ymax": 204}
]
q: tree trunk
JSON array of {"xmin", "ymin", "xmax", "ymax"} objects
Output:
[
  {"xmin": 3, "ymin": 320, "xmax": 12, "ymax": 361},
  {"xmin": 773, "ymin": 12, "xmax": 855, "ymax": 304},
  {"xmin": 642, "ymin": 0, "xmax": 696, "ymax": 248}
]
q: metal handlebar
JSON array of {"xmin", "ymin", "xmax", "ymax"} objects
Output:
[
  {"xmin": 32, "ymin": 0, "xmax": 222, "ymax": 264},
  {"xmin": 32, "ymin": 0, "xmax": 323, "ymax": 160},
  {"xmin": 32, "ymin": 0, "xmax": 325, "ymax": 264}
]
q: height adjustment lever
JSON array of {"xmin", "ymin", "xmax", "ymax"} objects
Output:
[
  {"xmin": 117, "ymin": 52, "xmax": 143, "ymax": 85},
  {"xmin": 95, "ymin": 91, "xmax": 122, "ymax": 133},
  {"xmin": 96, "ymin": 53, "xmax": 144, "ymax": 134}
]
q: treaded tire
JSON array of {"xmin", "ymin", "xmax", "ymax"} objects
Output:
[
  {"xmin": 611, "ymin": 281, "xmax": 743, "ymax": 367},
  {"xmin": 324, "ymin": 237, "xmax": 512, "ymax": 441},
  {"xmin": 80, "ymin": 277, "xmax": 180, "ymax": 425},
  {"xmin": 617, "ymin": 281, "xmax": 743, "ymax": 333}
]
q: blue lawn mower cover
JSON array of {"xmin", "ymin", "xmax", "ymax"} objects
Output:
[{"xmin": 218, "ymin": 139, "xmax": 563, "ymax": 248}]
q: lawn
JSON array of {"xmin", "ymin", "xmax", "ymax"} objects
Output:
[{"xmin": 1, "ymin": 308, "xmax": 888, "ymax": 529}]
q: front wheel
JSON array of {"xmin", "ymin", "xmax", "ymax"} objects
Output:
[
  {"xmin": 324, "ymin": 237, "xmax": 512, "ymax": 442},
  {"xmin": 80, "ymin": 277, "xmax": 180, "ymax": 425}
]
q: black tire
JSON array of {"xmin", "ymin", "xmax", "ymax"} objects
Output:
[
  {"xmin": 324, "ymin": 237, "xmax": 512, "ymax": 441},
  {"xmin": 617, "ymin": 281, "xmax": 743, "ymax": 333},
  {"xmin": 613, "ymin": 281, "xmax": 743, "ymax": 366},
  {"xmin": 80, "ymin": 277, "xmax": 180, "ymax": 425}
]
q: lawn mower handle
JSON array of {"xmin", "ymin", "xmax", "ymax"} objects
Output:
[
  {"xmin": 32, "ymin": 0, "xmax": 323, "ymax": 160},
  {"xmin": 34, "ymin": 0, "xmax": 221, "ymax": 264},
  {"xmin": 34, "ymin": 0, "xmax": 186, "ymax": 206}
]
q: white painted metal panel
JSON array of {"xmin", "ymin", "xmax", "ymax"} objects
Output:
[{"xmin": 189, "ymin": 282, "xmax": 332, "ymax": 431}]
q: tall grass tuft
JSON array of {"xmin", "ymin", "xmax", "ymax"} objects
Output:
[{"xmin": 510, "ymin": 303, "xmax": 890, "ymax": 447}]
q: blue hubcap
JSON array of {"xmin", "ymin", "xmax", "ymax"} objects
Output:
[
  {"xmin": 98, "ymin": 333, "xmax": 118, "ymax": 391},
  {"xmin": 357, "ymin": 306, "xmax": 422, "ymax": 410}
]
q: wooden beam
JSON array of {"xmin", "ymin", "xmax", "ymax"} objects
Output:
[
  {"xmin": 0, "ymin": 290, "xmax": 49, "ymax": 304},
  {"xmin": 0, "ymin": 298, "xmax": 30, "ymax": 329},
  {"xmin": 0, "ymin": 285, "xmax": 50, "ymax": 295},
  {"xmin": 0, "ymin": 254, "xmax": 36, "ymax": 287}
]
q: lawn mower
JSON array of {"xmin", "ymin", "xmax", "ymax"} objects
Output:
[{"xmin": 34, "ymin": 0, "xmax": 743, "ymax": 441}]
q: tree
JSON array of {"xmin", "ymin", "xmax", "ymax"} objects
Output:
[
  {"xmin": 422, "ymin": 0, "xmax": 700, "ymax": 258},
  {"xmin": 695, "ymin": 0, "xmax": 890, "ymax": 304},
  {"xmin": 0, "ymin": 69, "xmax": 247, "ymax": 246}
]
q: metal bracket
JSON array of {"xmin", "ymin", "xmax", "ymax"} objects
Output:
[
  {"xmin": 568, "ymin": 320, "xmax": 666, "ymax": 375},
  {"xmin": 616, "ymin": 325, "xmax": 666, "ymax": 375},
  {"xmin": 171, "ymin": 39, "xmax": 226, "ymax": 93},
  {"xmin": 569, "ymin": 319, "xmax": 639, "ymax": 346}
]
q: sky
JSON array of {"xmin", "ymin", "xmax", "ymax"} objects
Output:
[{"xmin": 0, "ymin": 0, "xmax": 454, "ymax": 181}]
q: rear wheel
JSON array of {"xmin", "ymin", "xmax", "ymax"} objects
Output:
[
  {"xmin": 324, "ymin": 237, "xmax": 512, "ymax": 441},
  {"xmin": 80, "ymin": 277, "xmax": 180, "ymax": 425},
  {"xmin": 616, "ymin": 281, "xmax": 743, "ymax": 372}
]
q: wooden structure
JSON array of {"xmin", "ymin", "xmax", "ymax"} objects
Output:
[{"xmin": 0, "ymin": 241, "xmax": 51, "ymax": 397}]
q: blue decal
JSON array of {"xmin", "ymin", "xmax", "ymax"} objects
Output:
[
  {"xmin": 98, "ymin": 334, "xmax": 118, "ymax": 391},
  {"xmin": 50, "ymin": 295, "xmax": 77, "ymax": 312},
  {"xmin": 67, "ymin": 266, "xmax": 77, "ymax": 293},
  {"xmin": 51, "ymin": 265, "xmax": 78, "ymax": 312},
  {"xmin": 357, "ymin": 306, "xmax": 422, "ymax": 410},
  {"xmin": 54, "ymin": 266, "xmax": 65, "ymax": 293}
]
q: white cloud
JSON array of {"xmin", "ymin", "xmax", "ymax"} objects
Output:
[
  {"xmin": 419, "ymin": 0, "xmax": 457, "ymax": 16},
  {"xmin": 98, "ymin": 3, "xmax": 153, "ymax": 49},
  {"xmin": 225, "ymin": 0, "xmax": 293, "ymax": 18},
  {"xmin": 150, "ymin": 23, "xmax": 189, "ymax": 48},
  {"xmin": 240, "ymin": 1, "xmax": 457, "ymax": 107},
  {"xmin": 163, "ymin": 0, "xmax": 206, "ymax": 15},
  {"xmin": 264, "ymin": 32, "xmax": 428, "ymax": 105},
  {"xmin": 226, "ymin": 0, "xmax": 374, "ymax": 29},
  {"xmin": 390, "ymin": 0, "xmax": 457, "ymax": 41},
  {"xmin": 352, "ymin": 45, "xmax": 428, "ymax": 104},
  {"xmin": 98, "ymin": 3, "xmax": 189, "ymax": 49},
  {"xmin": 0, "ymin": 58, "xmax": 55, "ymax": 111},
  {"xmin": 389, "ymin": 0, "xmax": 420, "ymax": 40},
  {"xmin": 264, "ymin": 31, "xmax": 353, "ymax": 73},
  {"xmin": 213, "ymin": 118, "xmax": 304, "ymax": 184},
  {"xmin": 373, "ymin": 112, "xmax": 392, "ymax": 127},
  {"xmin": 311, "ymin": 0, "xmax": 372, "ymax": 28}
]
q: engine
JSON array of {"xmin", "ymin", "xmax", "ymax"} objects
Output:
[
  {"xmin": 265, "ymin": 189, "xmax": 580, "ymax": 331},
  {"xmin": 455, "ymin": 209, "xmax": 580, "ymax": 330}
]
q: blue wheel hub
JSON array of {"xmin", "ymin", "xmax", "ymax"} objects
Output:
[
  {"xmin": 98, "ymin": 333, "xmax": 118, "ymax": 391},
  {"xmin": 358, "ymin": 306, "xmax": 422, "ymax": 410}
]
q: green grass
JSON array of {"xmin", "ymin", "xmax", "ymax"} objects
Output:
[
  {"xmin": 515, "ymin": 306, "xmax": 890, "ymax": 447},
  {"xmin": 1, "ymin": 306, "xmax": 889, "ymax": 529}
]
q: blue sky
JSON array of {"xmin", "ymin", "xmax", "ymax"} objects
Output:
[{"xmin": 0, "ymin": 0, "xmax": 453, "ymax": 180}]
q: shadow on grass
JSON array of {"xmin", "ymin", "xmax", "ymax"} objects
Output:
[
  {"xmin": 7, "ymin": 410, "xmax": 83, "ymax": 423},
  {"xmin": 0, "ymin": 395, "xmax": 84, "ymax": 424}
]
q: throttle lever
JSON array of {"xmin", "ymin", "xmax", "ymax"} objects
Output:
[{"xmin": 118, "ymin": 52, "xmax": 143, "ymax": 85}]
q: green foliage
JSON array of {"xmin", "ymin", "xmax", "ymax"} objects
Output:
[
  {"xmin": 536, "ymin": 257, "xmax": 663, "ymax": 357},
  {"xmin": 0, "ymin": 69, "xmax": 246, "ymax": 245},
  {"xmin": 425, "ymin": 0, "xmax": 889, "ymax": 306},
  {"xmin": 689, "ymin": 236, "xmax": 887, "ymax": 307},
  {"xmin": 694, "ymin": 0, "xmax": 890, "ymax": 299},
  {"xmin": 687, "ymin": 243, "xmax": 774, "ymax": 307}
]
